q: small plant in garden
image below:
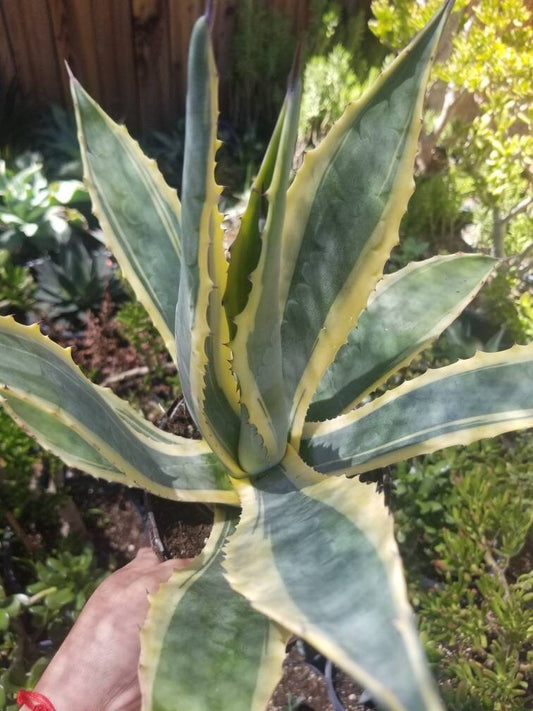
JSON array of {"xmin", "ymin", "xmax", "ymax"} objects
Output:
[
  {"xmin": 0, "ymin": 408, "xmax": 110, "ymax": 710},
  {"xmin": 33, "ymin": 238, "xmax": 118, "ymax": 325},
  {"xmin": 0, "ymin": 251, "xmax": 35, "ymax": 318},
  {"xmin": 0, "ymin": 545, "xmax": 107, "ymax": 711},
  {"xmin": 1, "ymin": 2, "xmax": 532, "ymax": 709},
  {"xmin": 393, "ymin": 436, "xmax": 533, "ymax": 709},
  {"xmin": 282, "ymin": 693, "xmax": 306, "ymax": 711},
  {"xmin": 0, "ymin": 408, "xmax": 63, "ymax": 542},
  {"xmin": 35, "ymin": 104, "xmax": 83, "ymax": 181},
  {"xmin": 299, "ymin": 45, "xmax": 378, "ymax": 144},
  {"xmin": 0, "ymin": 155, "xmax": 88, "ymax": 263}
]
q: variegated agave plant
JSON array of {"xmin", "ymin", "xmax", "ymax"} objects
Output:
[{"xmin": 1, "ymin": 1, "xmax": 532, "ymax": 709}]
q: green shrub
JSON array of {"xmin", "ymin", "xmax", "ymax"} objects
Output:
[
  {"xmin": 0, "ymin": 155, "xmax": 88, "ymax": 263},
  {"xmin": 230, "ymin": 0, "xmax": 294, "ymax": 134},
  {"xmin": 480, "ymin": 264, "xmax": 533, "ymax": 345},
  {"xmin": 0, "ymin": 408, "xmax": 109, "ymax": 710},
  {"xmin": 141, "ymin": 121, "xmax": 185, "ymax": 191},
  {"xmin": 0, "ymin": 546, "xmax": 107, "ymax": 711},
  {"xmin": 34, "ymin": 105, "xmax": 83, "ymax": 181},
  {"xmin": 400, "ymin": 169, "xmax": 471, "ymax": 253},
  {"xmin": 0, "ymin": 251, "xmax": 35, "ymax": 318},
  {"xmin": 299, "ymin": 46, "xmax": 378, "ymax": 142},
  {"xmin": 393, "ymin": 435, "xmax": 533, "ymax": 709},
  {"xmin": 0, "ymin": 409, "xmax": 63, "ymax": 544}
]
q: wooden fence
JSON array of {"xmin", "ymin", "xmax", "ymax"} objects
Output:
[{"xmin": 0, "ymin": 0, "xmax": 313, "ymax": 132}]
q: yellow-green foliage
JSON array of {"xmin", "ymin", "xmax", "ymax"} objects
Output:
[
  {"xmin": 299, "ymin": 46, "xmax": 378, "ymax": 141},
  {"xmin": 0, "ymin": 250, "xmax": 35, "ymax": 316},
  {"xmin": 370, "ymin": 0, "xmax": 533, "ymax": 251},
  {"xmin": 481, "ymin": 264, "xmax": 533, "ymax": 344}
]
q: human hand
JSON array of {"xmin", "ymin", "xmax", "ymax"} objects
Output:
[{"xmin": 21, "ymin": 548, "xmax": 187, "ymax": 711}]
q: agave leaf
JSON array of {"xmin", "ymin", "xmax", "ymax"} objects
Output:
[
  {"xmin": 302, "ymin": 345, "xmax": 533, "ymax": 475},
  {"xmin": 176, "ymin": 15, "xmax": 241, "ymax": 474},
  {"xmin": 140, "ymin": 507, "xmax": 286, "ymax": 711},
  {"xmin": 70, "ymin": 75, "xmax": 181, "ymax": 362},
  {"xmin": 308, "ymin": 254, "xmax": 495, "ymax": 421},
  {"xmin": 223, "ymin": 98, "xmax": 287, "ymax": 338},
  {"xmin": 0, "ymin": 317, "xmax": 237, "ymax": 504},
  {"xmin": 229, "ymin": 67, "xmax": 302, "ymax": 474},
  {"xmin": 225, "ymin": 446, "xmax": 443, "ymax": 711},
  {"xmin": 1, "ymin": 389, "xmax": 126, "ymax": 484},
  {"xmin": 279, "ymin": 1, "xmax": 454, "ymax": 445}
]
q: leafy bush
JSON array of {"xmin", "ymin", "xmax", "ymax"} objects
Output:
[
  {"xmin": 0, "ymin": 408, "xmax": 109, "ymax": 710},
  {"xmin": 400, "ymin": 169, "xmax": 472, "ymax": 253},
  {"xmin": 0, "ymin": 155, "xmax": 88, "ymax": 263},
  {"xmin": 34, "ymin": 105, "xmax": 83, "ymax": 181},
  {"xmin": 370, "ymin": 0, "xmax": 533, "ymax": 259},
  {"xmin": 299, "ymin": 45, "xmax": 378, "ymax": 142},
  {"xmin": 480, "ymin": 262, "xmax": 533, "ymax": 345},
  {"xmin": 0, "ymin": 409, "xmax": 63, "ymax": 547},
  {"xmin": 229, "ymin": 0, "xmax": 294, "ymax": 134},
  {"xmin": 388, "ymin": 236, "xmax": 430, "ymax": 272},
  {"xmin": 0, "ymin": 546, "xmax": 107, "ymax": 711},
  {"xmin": 393, "ymin": 435, "xmax": 533, "ymax": 709},
  {"xmin": 141, "ymin": 121, "xmax": 185, "ymax": 191},
  {"xmin": 0, "ymin": 251, "xmax": 35, "ymax": 318},
  {"xmin": 298, "ymin": 2, "xmax": 381, "ymax": 144}
]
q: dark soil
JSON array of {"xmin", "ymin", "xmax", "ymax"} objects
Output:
[
  {"xmin": 268, "ymin": 642, "xmax": 366, "ymax": 711},
  {"xmin": 66, "ymin": 473, "xmax": 144, "ymax": 567},
  {"xmin": 147, "ymin": 495, "xmax": 213, "ymax": 559},
  {"xmin": 508, "ymin": 526, "xmax": 533, "ymax": 580},
  {"xmin": 45, "ymin": 303, "xmax": 143, "ymax": 391}
]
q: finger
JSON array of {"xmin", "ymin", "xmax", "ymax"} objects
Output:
[
  {"xmin": 119, "ymin": 548, "xmax": 160, "ymax": 576},
  {"xmin": 147, "ymin": 559, "xmax": 192, "ymax": 585},
  {"xmin": 161, "ymin": 557, "xmax": 192, "ymax": 572},
  {"xmin": 136, "ymin": 559, "xmax": 192, "ymax": 597},
  {"xmin": 136, "ymin": 547, "xmax": 160, "ymax": 562}
]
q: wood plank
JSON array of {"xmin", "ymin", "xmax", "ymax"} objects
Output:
[
  {"xmin": 90, "ymin": 0, "xmax": 138, "ymax": 129},
  {"xmin": 61, "ymin": 0, "xmax": 101, "ymax": 101},
  {"xmin": 161, "ymin": 0, "xmax": 178, "ymax": 127},
  {"xmin": 169, "ymin": 0, "xmax": 202, "ymax": 114},
  {"xmin": 168, "ymin": 0, "xmax": 188, "ymax": 114},
  {"xmin": 214, "ymin": 0, "xmax": 237, "ymax": 112},
  {"xmin": 46, "ymin": 0, "xmax": 72, "ymax": 105},
  {"xmin": 0, "ymin": 6, "xmax": 16, "ymax": 87},
  {"xmin": 295, "ymin": 0, "xmax": 309, "ymax": 32},
  {"xmin": 0, "ymin": 0, "xmax": 309, "ymax": 133},
  {"xmin": 213, "ymin": 0, "xmax": 237, "ymax": 80},
  {"xmin": 23, "ymin": 0, "xmax": 63, "ymax": 102},
  {"xmin": 109, "ymin": 0, "xmax": 138, "ymax": 129},
  {"xmin": 132, "ymin": 0, "xmax": 173, "ymax": 132},
  {"xmin": 1, "ymin": 1, "xmax": 37, "ymax": 99},
  {"xmin": 91, "ymin": 0, "xmax": 117, "ymax": 116}
]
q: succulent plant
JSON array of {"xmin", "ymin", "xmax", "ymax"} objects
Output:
[{"xmin": 1, "ymin": 2, "xmax": 532, "ymax": 709}]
